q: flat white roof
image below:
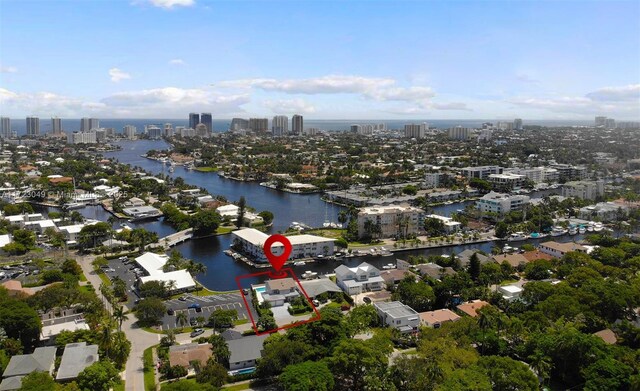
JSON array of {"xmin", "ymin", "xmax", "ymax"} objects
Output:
[
  {"xmin": 40, "ymin": 319, "xmax": 89, "ymax": 340},
  {"xmin": 500, "ymin": 285, "xmax": 523, "ymax": 293},
  {"xmin": 232, "ymin": 228, "xmax": 335, "ymax": 246},
  {"xmin": 136, "ymin": 252, "xmax": 196, "ymax": 291},
  {"xmin": 0, "ymin": 234, "xmax": 11, "ymax": 247},
  {"xmin": 59, "ymin": 224, "xmax": 85, "ymax": 234}
]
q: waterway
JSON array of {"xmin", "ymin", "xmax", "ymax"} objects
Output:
[{"xmin": 68, "ymin": 139, "xmax": 576, "ymax": 290}]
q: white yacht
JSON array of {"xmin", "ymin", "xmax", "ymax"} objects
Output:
[
  {"xmin": 550, "ymin": 226, "xmax": 567, "ymax": 237},
  {"xmin": 302, "ymin": 271, "xmax": 318, "ymax": 279},
  {"xmin": 578, "ymin": 226, "xmax": 586, "ymax": 234},
  {"xmin": 293, "ymin": 261, "xmax": 306, "ymax": 266},
  {"xmin": 593, "ymin": 222, "xmax": 604, "ymax": 232},
  {"xmin": 568, "ymin": 226, "xmax": 578, "ymax": 235},
  {"xmin": 382, "ymin": 263, "xmax": 396, "ymax": 269},
  {"xmin": 507, "ymin": 232, "xmax": 528, "ymax": 242}
]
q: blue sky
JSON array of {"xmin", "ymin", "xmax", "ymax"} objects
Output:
[{"xmin": 1, "ymin": 0, "xmax": 639, "ymax": 119}]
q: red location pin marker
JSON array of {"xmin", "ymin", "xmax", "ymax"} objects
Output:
[{"xmin": 263, "ymin": 234, "xmax": 292, "ymax": 273}]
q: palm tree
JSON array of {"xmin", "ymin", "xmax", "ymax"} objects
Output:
[
  {"xmin": 529, "ymin": 350, "xmax": 553, "ymax": 385},
  {"xmin": 112, "ymin": 306, "xmax": 128, "ymax": 332},
  {"xmin": 99, "ymin": 318, "xmax": 115, "ymax": 358},
  {"xmin": 176, "ymin": 311, "xmax": 188, "ymax": 328}
]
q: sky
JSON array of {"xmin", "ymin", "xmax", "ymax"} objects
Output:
[{"xmin": 1, "ymin": 0, "xmax": 639, "ymax": 120}]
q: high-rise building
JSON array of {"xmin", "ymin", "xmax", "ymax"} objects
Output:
[
  {"xmin": 81, "ymin": 118, "xmax": 99, "ymax": 132},
  {"xmin": 26, "ymin": 117, "xmax": 40, "ymax": 136},
  {"xmin": 195, "ymin": 123, "xmax": 209, "ymax": 137},
  {"xmin": 249, "ymin": 118, "xmax": 268, "ymax": 133},
  {"xmin": 51, "ymin": 117, "xmax": 62, "ymax": 134},
  {"xmin": 145, "ymin": 125, "xmax": 162, "ymax": 139},
  {"xmin": 67, "ymin": 131, "xmax": 97, "ymax": 144},
  {"xmin": 1, "ymin": 117, "xmax": 11, "ymax": 139},
  {"xmin": 448, "ymin": 126, "xmax": 471, "ymax": 140},
  {"xmin": 164, "ymin": 123, "xmax": 174, "ymax": 137},
  {"xmin": 94, "ymin": 128, "xmax": 106, "ymax": 143},
  {"xmin": 404, "ymin": 123, "xmax": 426, "ymax": 139},
  {"xmin": 189, "ymin": 113, "xmax": 200, "ymax": 129},
  {"xmin": 123, "ymin": 125, "xmax": 137, "ymax": 140},
  {"xmin": 230, "ymin": 118, "xmax": 249, "ymax": 131},
  {"xmin": 89, "ymin": 118, "xmax": 99, "ymax": 130},
  {"xmin": 595, "ymin": 116, "xmax": 607, "ymax": 127},
  {"xmin": 514, "ymin": 118, "xmax": 523, "ymax": 130},
  {"xmin": 350, "ymin": 125, "xmax": 361, "ymax": 133},
  {"xmin": 305, "ymin": 127, "xmax": 319, "ymax": 136},
  {"xmin": 292, "ymin": 114, "xmax": 303, "ymax": 135},
  {"xmin": 201, "ymin": 113, "xmax": 212, "ymax": 133},
  {"xmin": 272, "ymin": 115, "xmax": 289, "ymax": 136},
  {"xmin": 604, "ymin": 118, "xmax": 616, "ymax": 129}
]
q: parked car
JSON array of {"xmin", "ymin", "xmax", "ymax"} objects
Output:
[
  {"xmin": 179, "ymin": 296, "xmax": 187, "ymax": 301},
  {"xmin": 167, "ymin": 308, "xmax": 175, "ymax": 316},
  {"xmin": 312, "ymin": 299, "xmax": 320, "ymax": 307},
  {"xmin": 363, "ymin": 297, "xmax": 372, "ymax": 304},
  {"xmin": 242, "ymin": 289, "xmax": 249, "ymax": 295},
  {"xmin": 189, "ymin": 317, "xmax": 197, "ymax": 326},
  {"xmin": 190, "ymin": 328, "xmax": 204, "ymax": 338},
  {"xmin": 188, "ymin": 303, "xmax": 201, "ymax": 309}
]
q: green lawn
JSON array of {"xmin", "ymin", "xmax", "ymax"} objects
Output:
[
  {"xmin": 194, "ymin": 166, "xmax": 218, "ymax": 172},
  {"xmin": 216, "ymin": 226, "xmax": 235, "ymax": 235},
  {"xmin": 233, "ymin": 319, "xmax": 249, "ymax": 326},
  {"xmin": 97, "ymin": 271, "xmax": 111, "ymax": 286},
  {"xmin": 113, "ymin": 380, "xmax": 125, "ymax": 391},
  {"xmin": 304, "ymin": 228, "xmax": 346, "ymax": 238},
  {"xmin": 143, "ymin": 345, "xmax": 157, "ymax": 391},
  {"xmin": 222, "ymin": 382, "xmax": 252, "ymax": 391}
]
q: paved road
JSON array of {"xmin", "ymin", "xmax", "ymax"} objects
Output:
[{"xmin": 78, "ymin": 254, "xmax": 160, "ymax": 391}]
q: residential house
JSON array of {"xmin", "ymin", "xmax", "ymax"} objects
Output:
[
  {"xmin": 498, "ymin": 285, "xmax": 523, "ymax": 301},
  {"xmin": 225, "ymin": 335, "xmax": 269, "ymax": 371},
  {"xmin": 539, "ymin": 241, "xmax": 586, "ymax": 258},
  {"xmin": 299, "ymin": 278, "xmax": 342, "ymax": 299},
  {"xmin": 1, "ymin": 347, "xmax": 56, "ymax": 390},
  {"xmin": 492, "ymin": 253, "xmax": 529, "ymax": 269},
  {"xmin": 419, "ymin": 309, "xmax": 461, "ymax": 328},
  {"xmin": 380, "ymin": 269, "xmax": 416, "ymax": 289},
  {"xmin": 335, "ymin": 262, "xmax": 384, "ymax": 295},
  {"xmin": 56, "ymin": 342, "xmax": 99, "ymax": 381},
  {"xmin": 456, "ymin": 300, "xmax": 490, "ymax": 317},
  {"xmin": 457, "ymin": 249, "xmax": 491, "ymax": 267},
  {"xmin": 261, "ymin": 278, "xmax": 300, "ymax": 307},
  {"xmin": 415, "ymin": 263, "xmax": 455, "ymax": 280},
  {"xmin": 593, "ymin": 329, "xmax": 617, "ymax": 345},
  {"xmin": 374, "ymin": 301, "xmax": 420, "ymax": 333},
  {"xmin": 169, "ymin": 343, "xmax": 213, "ymax": 370}
]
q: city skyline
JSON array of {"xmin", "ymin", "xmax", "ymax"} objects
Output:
[{"xmin": 1, "ymin": 0, "xmax": 639, "ymax": 120}]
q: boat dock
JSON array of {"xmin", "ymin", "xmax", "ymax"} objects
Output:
[{"xmin": 159, "ymin": 228, "xmax": 193, "ymax": 247}]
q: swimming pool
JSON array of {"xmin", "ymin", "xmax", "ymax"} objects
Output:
[
  {"xmin": 236, "ymin": 367, "xmax": 256, "ymax": 375},
  {"xmin": 255, "ymin": 286, "xmax": 266, "ymax": 293}
]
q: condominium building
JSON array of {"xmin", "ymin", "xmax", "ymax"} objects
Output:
[
  {"xmin": 200, "ymin": 113, "xmax": 212, "ymax": 133},
  {"xmin": 403, "ymin": 123, "xmax": 427, "ymax": 139},
  {"xmin": 188, "ymin": 113, "xmax": 200, "ymax": 129},
  {"xmin": 231, "ymin": 228, "xmax": 335, "ymax": 263},
  {"xmin": 357, "ymin": 205, "xmax": 424, "ymax": 239},
  {"xmin": 475, "ymin": 191, "xmax": 530, "ymax": 215},
  {"xmin": 305, "ymin": 127, "xmax": 319, "ymax": 136},
  {"xmin": 1, "ymin": 117, "xmax": 10, "ymax": 138},
  {"xmin": 551, "ymin": 164, "xmax": 588, "ymax": 181},
  {"xmin": 26, "ymin": 116, "xmax": 40, "ymax": 136},
  {"xmin": 67, "ymin": 131, "xmax": 97, "ymax": 144},
  {"xmin": 145, "ymin": 125, "xmax": 162, "ymax": 139},
  {"xmin": 425, "ymin": 172, "xmax": 442, "ymax": 188},
  {"xmin": 163, "ymin": 123, "xmax": 174, "ymax": 137},
  {"xmin": 461, "ymin": 165, "xmax": 503, "ymax": 180},
  {"xmin": 249, "ymin": 118, "xmax": 268, "ymax": 133},
  {"xmin": 123, "ymin": 125, "xmax": 137, "ymax": 140},
  {"xmin": 51, "ymin": 117, "xmax": 62, "ymax": 134},
  {"xmin": 230, "ymin": 118, "xmax": 249, "ymax": 131},
  {"xmin": 272, "ymin": 115, "xmax": 289, "ymax": 136},
  {"xmin": 80, "ymin": 118, "xmax": 99, "ymax": 132},
  {"xmin": 447, "ymin": 126, "xmax": 471, "ymax": 140},
  {"xmin": 595, "ymin": 116, "xmax": 607, "ymax": 127},
  {"xmin": 488, "ymin": 173, "xmax": 526, "ymax": 191},
  {"xmin": 505, "ymin": 167, "xmax": 559, "ymax": 184},
  {"xmin": 292, "ymin": 114, "xmax": 303, "ymax": 135},
  {"xmin": 514, "ymin": 118, "xmax": 523, "ymax": 130},
  {"xmin": 562, "ymin": 180, "xmax": 605, "ymax": 200}
]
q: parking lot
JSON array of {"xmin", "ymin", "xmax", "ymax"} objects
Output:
[{"xmin": 104, "ymin": 257, "xmax": 257, "ymax": 331}]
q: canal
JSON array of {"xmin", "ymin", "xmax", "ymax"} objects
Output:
[{"xmin": 85, "ymin": 140, "xmax": 574, "ymax": 290}]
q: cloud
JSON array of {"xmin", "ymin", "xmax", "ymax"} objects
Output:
[
  {"xmin": 143, "ymin": 0, "xmax": 195, "ymax": 9},
  {"xmin": 366, "ymin": 86, "xmax": 435, "ymax": 102},
  {"xmin": 515, "ymin": 72, "xmax": 540, "ymax": 84},
  {"xmin": 432, "ymin": 102, "xmax": 472, "ymax": 111},
  {"xmin": 263, "ymin": 99, "xmax": 316, "ymax": 114},
  {"xmin": 109, "ymin": 68, "xmax": 131, "ymax": 83},
  {"xmin": 0, "ymin": 66, "xmax": 17, "ymax": 73},
  {"xmin": 169, "ymin": 59, "xmax": 186, "ymax": 66},
  {"xmin": 585, "ymin": 84, "xmax": 640, "ymax": 102},
  {"xmin": 508, "ymin": 85, "xmax": 640, "ymax": 116},
  {"xmin": 216, "ymin": 75, "xmax": 396, "ymax": 95},
  {"xmin": 0, "ymin": 86, "xmax": 249, "ymax": 118}
]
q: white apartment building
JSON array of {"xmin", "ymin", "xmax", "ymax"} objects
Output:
[
  {"xmin": 272, "ymin": 115, "xmax": 289, "ymax": 136},
  {"xmin": 67, "ymin": 131, "xmax": 97, "ymax": 144},
  {"xmin": 425, "ymin": 172, "xmax": 442, "ymax": 188},
  {"xmin": 562, "ymin": 180, "xmax": 605, "ymax": 200},
  {"xmin": 425, "ymin": 214, "xmax": 461, "ymax": 233},
  {"xmin": 335, "ymin": 262, "xmax": 384, "ymax": 295},
  {"xmin": 476, "ymin": 191, "xmax": 530, "ymax": 215},
  {"xmin": 404, "ymin": 123, "xmax": 427, "ymax": 139},
  {"xmin": 447, "ymin": 126, "xmax": 471, "ymax": 140},
  {"xmin": 231, "ymin": 228, "xmax": 335, "ymax": 263},
  {"xmin": 357, "ymin": 205, "xmax": 424, "ymax": 239},
  {"xmin": 488, "ymin": 173, "xmax": 526, "ymax": 191},
  {"xmin": 123, "ymin": 125, "xmax": 137, "ymax": 139},
  {"xmin": 505, "ymin": 167, "xmax": 559, "ymax": 184},
  {"xmin": 461, "ymin": 166, "xmax": 503, "ymax": 180},
  {"xmin": 374, "ymin": 301, "xmax": 420, "ymax": 333}
]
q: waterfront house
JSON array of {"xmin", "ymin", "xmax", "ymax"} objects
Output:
[
  {"xmin": 419, "ymin": 309, "xmax": 461, "ymax": 328},
  {"xmin": 415, "ymin": 263, "xmax": 456, "ymax": 280},
  {"xmin": 457, "ymin": 249, "xmax": 491, "ymax": 267},
  {"xmin": 492, "ymin": 253, "xmax": 529, "ymax": 269},
  {"xmin": 262, "ymin": 278, "xmax": 300, "ymax": 307},
  {"xmin": 299, "ymin": 278, "xmax": 342, "ymax": 299},
  {"xmin": 374, "ymin": 301, "xmax": 420, "ymax": 333},
  {"xmin": 380, "ymin": 269, "xmax": 416, "ymax": 289},
  {"xmin": 539, "ymin": 241, "xmax": 586, "ymax": 258},
  {"xmin": 56, "ymin": 342, "xmax": 99, "ymax": 381},
  {"xmin": 335, "ymin": 262, "xmax": 384, "ymax": 295},
  {"xmin": 231, "ymin": 228, "xmax": 335, "ymax": 263}
]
